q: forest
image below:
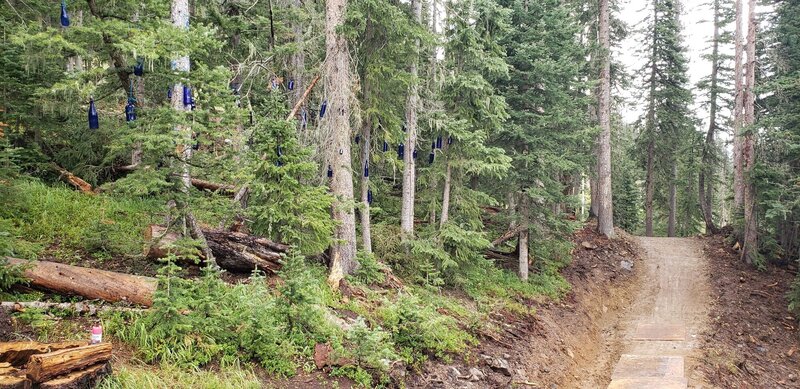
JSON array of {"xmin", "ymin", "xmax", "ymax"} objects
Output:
[{"xmin": 0, "ymin": 0, "xmax": 798, "ymax": 387}]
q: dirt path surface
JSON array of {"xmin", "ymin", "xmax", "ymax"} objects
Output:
[{"xmin": 605, "ymin": 237, "xmax": 710, "ymax": 388}]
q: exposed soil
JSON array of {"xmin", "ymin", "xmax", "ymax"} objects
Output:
[
  {"xmin": 406, "ymin": 224, "xmax": 645, "ymax": 388},
  {"xmin": 697, "ymin": 232, "xmax": 800, "ymax": 388}
]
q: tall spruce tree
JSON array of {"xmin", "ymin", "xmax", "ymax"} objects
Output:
[
  {"xmin": 496, "ymin": 0, "xmax": 592, "ymax": 278},
  {"xmin": 639, "ymin": 0, "xmax": 696, "ymax": 237},
  {"xmin": 697, "ymin": 0, "xmax": 734, "ymax": 234}
]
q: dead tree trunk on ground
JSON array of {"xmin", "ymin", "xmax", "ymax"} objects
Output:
[{"xmin": 5, "ymin": 258, "xmax": 156, "ymax": 306}]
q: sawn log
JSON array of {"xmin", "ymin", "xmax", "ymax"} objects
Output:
[
  {"xmin": 145, "ymin": 225, "xmax": 288, "ymax": 273},
  {"xmin": 26, "ymin": 343, "xmax": 112, "ymax": 383},
  {"xmin": 5, "ymin": 257, "xmax": 156, "ymax": 307}
]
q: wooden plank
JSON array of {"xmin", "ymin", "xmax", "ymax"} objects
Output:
[{"xmin": 26, "ymin": 343, "xmax": 112, "ymax": 383}]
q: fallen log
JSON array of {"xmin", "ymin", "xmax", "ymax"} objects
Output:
[
  {"xmin": 286, "ymin": 75, "xmax": 322, "ymax": 121},
  {"xmin": 38, "ymin": 362, "xmax": 110, "ymax": 389},
  {"xmin": 491, "ymin": 226, "xmax": 524, "ymax": 247},
  {"xmin": 145, "ymin": 225, "xmax": 288, "ymax": 273},
  {"xmin": 50, "ymin": 164, "xmax": 94, "ymax": 195},
  {"xmin": 0, "ymin": 302, "xmax": 143, "ymax": 316},
  {"xmin": 5, "ymin": 258, "xmax": 157, "ymax": 307},
  {"xmin": 189, "ymin": 178, "xmax": 235, "ymax": 195},
  {"xmin": 27, "ymin": 343, "xmax": 112, "ymax": 383},
  {"xmin": 0, "ymin": 341, "xmax": 85, "ymax": 366},
  {"xmin": 0, "ymin": 362, "xmax": 19, "ymax": 376},
  {"xmin": 0, "ymin": 376, "xmax": 29, "ymax": 389}
]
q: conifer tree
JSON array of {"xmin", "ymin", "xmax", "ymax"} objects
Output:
[
  {"xmin": 741, "ymin": 0, "xmax": 758, "ymax": 264},
  {"xmin": 639, "ymin": 0, "xmax": 695, "ymax": 237},
  {"xmin": 325, "ymin": 0, "xmax": 359, "ymax": 287},
  {"xmin": 697, "ymin": 0, "xmax": 734, "ymax": 234},
  {"xmin": 497, "ymin": 0, "xmax": 592, "ymax": 277},
  {"xmin": 596, "ymin": 0, "xmax": 615, "ymax": 238}
]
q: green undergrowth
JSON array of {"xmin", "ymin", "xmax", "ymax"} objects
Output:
[
  {"xmin": 97, "ymin": 362, "xmax": 263, "ymax": 389},
  {"xmin": 1, "ymin": 181, "xmax": 575, "ymax": 387},
  {"xmin": 0, "ymin": 179, "xmax": 161, "ymax": 261}
]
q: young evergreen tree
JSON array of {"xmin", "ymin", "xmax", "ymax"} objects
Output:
[{"xmin": 497, "ymin": 0, "xmax": 592, "ymax": 278}]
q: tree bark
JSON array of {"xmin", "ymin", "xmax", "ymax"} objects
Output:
[
  {"xmin": 5, "ymin": 258, "xmax": 156, "ymax": 306},
  {"xmin": 645, "ymin": 140, "xmax": 655, "ymax": 237},
  {"xmin": 27, "ymin": 343, "xmax": 111, "ymax": 383},
  {"xmin": 596, "ymin": 0, "xmax": 615, "ymax": 238},
  {"xmin": 667, "ymin": 162, "xmax": 677, "ymax": 237},
  {"xmin": 733, "ymin": 0, "xmax": 745, "ymax": 210},
  {"xmin": 145, "ymin": 225, "xmax": 287, "ymax": 273},
  {"xmin": 440, "ymin": 161, "xmax": 452, "ymax": 227},
  {"xmin": 742, "ymin": 0, "xmax": 758, "ymax": 264},
  {"xmin": 325, "ymin": 0, "xmax": 358, "ymax": 289},
  {"xmin": 39, "ymin": 362, "xmax": 111, "ymax": 389},
  {"xmin": 170, "ymin": 0, "xmax": 217, "ymax": 269},
  {"xmin": 518, "ymin": 195, "xmax": 529, "ymax": 281},
  {"xmin": 360, "ymin": 116, "xmax": 373, "ymax": 254},
  {"xmin": 401, "ymin": 0, "xmax": 423, "ymax": 238},
  {"xmin": 291, "ymin": 0, "xmax": 306, "ymax": 111},
  {"xmin": 644, "ymin": 3, "xmax": 658, "ymax": 237},
  {"xmin": 0, "ymin": 341, "xmax": 84, "ymax": 366}
]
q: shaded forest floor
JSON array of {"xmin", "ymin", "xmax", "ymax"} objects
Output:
[{"xmin": 698, "ymin": 231, "xmax": 800, "ymax": 388}]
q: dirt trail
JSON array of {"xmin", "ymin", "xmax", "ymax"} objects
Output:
[{"xmin": 604, "ymin": 237, "xmax": 710, "ymax": 388}]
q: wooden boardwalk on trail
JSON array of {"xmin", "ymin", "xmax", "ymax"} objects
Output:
[{"xmin": 606, "ymin": 237, "xmax": 709, "ymax": 389}]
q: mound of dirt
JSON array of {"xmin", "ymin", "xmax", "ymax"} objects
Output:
[
  {"xmin": 698, "ymin": 233, "xmax": 800, "ymax": 387},
  {"xmin": 407, "ymin": 223, "xmax": 644, "ymax": 388}
]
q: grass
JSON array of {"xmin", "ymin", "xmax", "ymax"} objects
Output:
[
  {"xmin": 1, "ymin": 180, "xmax": 578, "ymax": 386},
  {"xmin": 0, "ymin": 179, "xmax": 162, "ymax": 260},
  {"xmin": 97, "ymin": 363, "xmax": 262, "ymax": 389}
]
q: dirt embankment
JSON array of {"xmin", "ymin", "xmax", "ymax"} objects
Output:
[
  {"xmin": 409, "ymin": 224, "xmax": 644, "ymax": 388},
  {"xmin": 698, "ymin": 233, "xmax": 800, "ymax": 388}
]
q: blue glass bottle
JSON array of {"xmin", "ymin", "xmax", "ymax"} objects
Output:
[{"xmin": 88, "ymin": 98, "xmax": 99, "ymax": 129}]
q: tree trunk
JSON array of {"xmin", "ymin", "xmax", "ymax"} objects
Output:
[
  {"xmin": 733, "ymin": 0, "xmax": 745, "ymax": 210},
  {"xmin": 0, "ymin": 341, "xmax": 85, "ymax": 366},
  {"xmin": 668, "ymin": 162, "xmax": 677, "ymax": 237},
  {"xmin": 699, "ymin": 0, "xmax": 720, "ymax": 234},
  {"xmin": 5, "ymin": 258, "xmax": 156, "ymax": 306},
  {"xmin": 440, "ymin": 161, "xmax": 452, "ymax": 227},
  {"xmin": 145, "ymin": 225, "xmax": 287, "ymax": 273},
  {"xmin": 645, "ymin": 140, "xmax": 655, "ymax": 237},
  {"xmin": 360, "ymin": 118, "xmax": 373, "ymax": 254},
  {"xmin": 742, "ymin": 0, "xmax": 758, "ymax": 264},
  {"xmin": 644, "ymin": 3, "xmax": 658, "ymax": 238},
  {"xmin": 518, "ymin": 195, "xmax": 529, "ymax": 281},
  {"xmin": 66, "ymin": 11, "xmax": 83, "ymax": 73},
  {"xmin": 39, "ymin": 362, "xmax": 111, "ymax": 389},
  {"xmin": 401, "ymin": 0, "xmax": 423, "ymax": 238},
  {"xmin": 596, "ymin": 0, "xmax": 614, "ymax": 238},
  {"xmin": 291, "ymin": 0, "xmax": 306, "ymax": 111},
  {"xmin": 325, "ymin": 0, "xmax": 358, "ymax": 289},
  {"xmin": 27, "ymin": 343, "xmax": 111, "ymax": 383},
  {"xmin": 171, "ymin": 0, "xmax": 217, "ymax": 269}
]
